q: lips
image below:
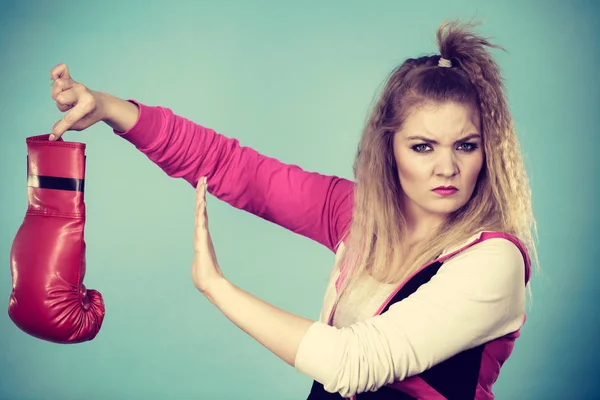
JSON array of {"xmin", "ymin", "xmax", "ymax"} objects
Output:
[
  {"xmin": 432, "ymin": 186, "xmax": 458, "ymax": 196},
  {"xmin": 433, "ymin": 186, "xmax": 458, "ymax": 191}
]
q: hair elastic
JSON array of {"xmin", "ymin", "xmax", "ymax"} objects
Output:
[{"xmin": 438, "ymin": 57, "xmax": 452, "ymax": 68}]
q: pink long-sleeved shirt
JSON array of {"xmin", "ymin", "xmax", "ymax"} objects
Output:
[
  {"xmin": 116, "ymin": 100, "xmax": 354, "ymax": 253},
  {"xmin": 115, "ymin": 100, "xmax": 529, "ymax": 399}
]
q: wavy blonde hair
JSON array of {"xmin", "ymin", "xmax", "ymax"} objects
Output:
[{"xmin": 338, "ymin": 19, "xmax": 538, "ymax": 292}]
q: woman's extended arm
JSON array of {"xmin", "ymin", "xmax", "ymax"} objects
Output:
[
  {"xmin": 112, "ymin": 97, "xmax": 354, "ymax": 253},
  {"xmin": 49, "ymin": 62, "xmax": 354, "ymax": 253},
  {"xmin": 202, "ymin": 238, "xmax": 527, "ymax": 398}
]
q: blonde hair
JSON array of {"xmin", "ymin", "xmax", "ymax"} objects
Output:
[{"xmin": 338, "ymin": 19, "xmax": 538, "ymax": 293}]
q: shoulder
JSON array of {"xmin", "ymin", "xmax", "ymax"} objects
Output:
[
  {"xmin": 434, "ymin": 231, "xmax": 529, "ymax": 292},
  {"xmin": 441, "ymin": 231, "xmax": 528, "ymax": 260}
]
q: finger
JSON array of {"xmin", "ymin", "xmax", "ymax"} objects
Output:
[
  {"xmin": 50, "ymin": 100, "xmax": 93, "ymax": 140},
  {"xmin": 52, "ymin": 78, "xmax": 75, "ymax": 113},
  {"xmin": 194, "ymin": 177, "xmax": 209, "ymax": 253},
  {"xmin": 55, "ymin": 89, "xmax": 78, "ymax": 112},
  {"xmin": 50, "ymin": 63, "xmax": 71, "ymax": 81},
  {"xmin": 56, "ymin": 101, "xmax": 74, "ymax": 113},
  {"xmin": 195, "ymin": 176, "xmax": 208, "ymax": 231},
  {"xmin": 51, "ymin": 77, "xmax": 74, "ymax": 100}
]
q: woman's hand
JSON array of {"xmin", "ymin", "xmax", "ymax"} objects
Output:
[
  {"xmin": 192, "ymin": 177, "xmax": 225, "ymax": 295},
  {"xmin": 189, "ymin": 177, "xmax": 314, "ymax": 368},
  {"xmin": 49, "ymin": 62, "xmax": 140, "ymax": 139},
  {"xmin": 49, "ymin": 63, "xmax": 108, "ymax": 140}
]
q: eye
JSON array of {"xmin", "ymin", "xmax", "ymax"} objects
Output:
[
  {"xmin": 412, "ymin": 144, "xmax": 432, "ymax": 153},
  {"xmin": 457, "ymin": 142, "xmax": 479, "ymax": 152}
]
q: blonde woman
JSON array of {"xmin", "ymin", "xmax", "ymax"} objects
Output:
[{"xmin": 50, "ymin": 20, "xmax": 537, "ymax": 400}]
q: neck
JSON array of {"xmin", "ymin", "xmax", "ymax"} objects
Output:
[{"xmin": 404, "ymin": 211, "xmax": 446, "ymax": 246}]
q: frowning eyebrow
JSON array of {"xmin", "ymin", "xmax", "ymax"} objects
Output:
[{"xmin": 405, "ymin": 133, "xmax": 481, "ymax": 144}]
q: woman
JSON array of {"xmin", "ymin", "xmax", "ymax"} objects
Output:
[{"xmin": 49, "ymin": 20, "xmax": 537, "ymax": 399}]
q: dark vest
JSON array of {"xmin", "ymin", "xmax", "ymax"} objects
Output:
[{"xmin": 306, "ymin": 232, "xmax": 531, "ymax": 400}]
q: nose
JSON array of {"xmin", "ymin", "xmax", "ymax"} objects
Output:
[{"xmin": 434, "ymin": 150, "xmax": 459, "ymax": 178}]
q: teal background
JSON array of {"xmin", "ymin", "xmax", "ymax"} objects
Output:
[{"xmin": 1, "ymin": 0, "xmax": 598, "ymax": 399}]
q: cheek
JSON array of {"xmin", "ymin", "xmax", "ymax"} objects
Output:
[
  {"xmin": 396, "ymin": 151, "xmax": 427, "ymax": 185},
  {"xmin": 462, "ymin": 153, "xmax": 484, "ymax": 185}
]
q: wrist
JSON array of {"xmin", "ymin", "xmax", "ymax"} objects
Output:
[
  {"xmin": 201, "ymin": 276, "xmax": 231, "ymax": 304},
  {"xmin": 94, "ymin": 91, "xmax": 113, "ymax": 121},
  {"xmin": 97, "ymin": 91, "xmax": 139, "ymax": 133}
]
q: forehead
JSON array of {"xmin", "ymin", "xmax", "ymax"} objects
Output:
[{"xmin": 399, "ymin": 101, "xmax": 481, "ymax": 140}]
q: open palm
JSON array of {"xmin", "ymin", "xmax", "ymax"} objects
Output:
[{"xmin": 192, "ymin": 177, "xmax": 224, "ymax": 293}]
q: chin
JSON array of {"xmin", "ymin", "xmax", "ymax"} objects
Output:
[{"xmin": 427, "ymin": 202, "xmax": 466, "ymax": 215}]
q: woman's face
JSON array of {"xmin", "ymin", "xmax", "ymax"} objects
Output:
[{"xmin": 392, "ymin": 101, "xmax": 484, "ymax": 226}]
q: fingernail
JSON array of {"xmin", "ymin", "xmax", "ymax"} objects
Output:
[{"xmin": 49, "ymin": 134, "xmax": 56, "ymax": 141}]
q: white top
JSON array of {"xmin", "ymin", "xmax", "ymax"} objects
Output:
[
  {"xmin": 332, "ymin": 273, "xmax": 396, "ymax": 328},
  {"xmin": 294, "ymin": 234, "xmax": 527, "ymax": 398}
]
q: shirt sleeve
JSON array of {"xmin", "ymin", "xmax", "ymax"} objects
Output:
[
  {"xmin": 114, "ymin": 100, "xmax": 354, "ymax": 253},
  {"xmin": 294, "ymin": 237, "xmax": 527, "ymax": 398}
]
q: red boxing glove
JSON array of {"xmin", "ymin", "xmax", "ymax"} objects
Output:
[{"xmin": 8, "ymin": 134, "xmax": 105, "ymax": 344}]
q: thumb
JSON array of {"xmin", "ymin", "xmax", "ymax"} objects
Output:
[{"xmin": 195, "ymin": 176, "xmax": 208, "ymax": 232}]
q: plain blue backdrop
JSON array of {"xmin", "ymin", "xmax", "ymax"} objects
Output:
[{"xmin": 1, "ymin": 1, "xmax": 598, "ymax": 399}]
